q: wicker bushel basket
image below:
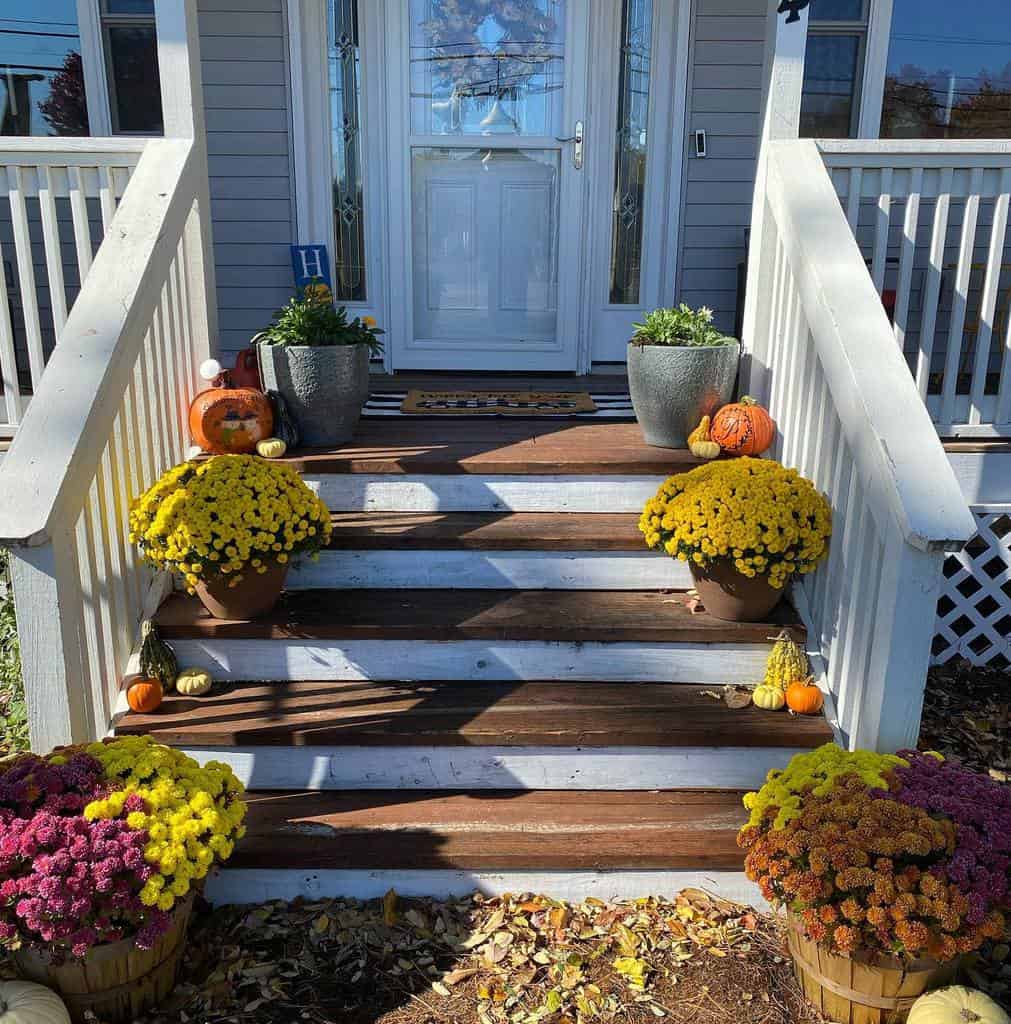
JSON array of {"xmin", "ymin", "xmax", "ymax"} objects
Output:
[
  {"xmin": 787, "ymin": 918, "xmax": 959, "ymax": 1023},
  {"xmin": 13, "ymin": 893, "xmax": 194, "ymax": 1024}
]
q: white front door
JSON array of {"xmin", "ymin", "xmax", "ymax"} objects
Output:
[{"xmin": 374, "ymin": 0, "xmax": 686, "ymax": 371}]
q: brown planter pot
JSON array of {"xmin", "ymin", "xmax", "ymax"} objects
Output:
[
  {"xmin": 14, "ymin": 893, "xmax": 195, "ymax": 1024},
  {"xmin": 786, "ymin": 917, "xmax": 959, "ymax": 1024},
  {"xmin": 689, "ymin": 558, "xmax": 783, "ymax": 622},
  {"xmin": 195, "ymin": 561, "xmax": 288, "ymax": 620}
]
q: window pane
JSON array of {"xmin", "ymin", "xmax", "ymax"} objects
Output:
[
  {"xmin": 882, "ymin": 0, "xmax": 1011, "ymax": 138},
  {"xmin": 808, "ymin": 0, "xmax": 863, "ymax": 21},
  {"xmin": 329, "ymin": 0, "xmax": 367, "ymax": 302},
  {"xmin": 610, "ymin": 0, "xmax": 653, "ymax": 305},
  {"xmin": 106, "ymin": 25, "xmax": 163, "ymax": 132},
  {"xmin": 1, "ymin": 4, "xmax": 89, "ymax": 136},
  {"xmin": 409, "ymin": 0, "xmax": 566, "ymax": 136},
  {"xmin": 103, "ymin": 1, "xmax": 155, "ymax": 13},
  {"xmin": 799, "ymin": 34, "xmax": 860, "ymax": 138}
]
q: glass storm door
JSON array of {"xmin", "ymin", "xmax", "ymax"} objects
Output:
[
  {"xmin": 384, "ymin": 0, "xmax": 591, "ymax": 371},
  {"xmin": 380, "ymin": 0, "xmax": 684, "ymax": 371}
]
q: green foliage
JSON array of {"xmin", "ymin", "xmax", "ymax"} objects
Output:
[
  {"xmin": 630, "ymin": 303, "xmax": 737, "ymax": 348},
  {"xmin": 254, "ymin": 282, "xmax": 385, "ymax": 355},
  {"xmin": 0, "ymin": 550, "xmax": 28, "ymax": 756}
]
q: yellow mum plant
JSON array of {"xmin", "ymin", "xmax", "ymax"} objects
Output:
[
  {"xmin": 129, "ymin": 454, "xmax": 331, "ymax": 593},
  {"xmin": 83, "ymin": 736, "xmax": 246, "ymax": 911},
  {"xmin": 638, "ymin": 458, "xmax": 831, "ymax": 589}
]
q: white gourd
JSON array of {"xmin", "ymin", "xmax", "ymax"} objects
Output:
[
  {"xmin": 907, "ymin": 986, "xmax": 1010, "ymax": 1024},
  {"xmin": 0, "ymin": 981, "xmax": 72, "ymax": 1024},
  {"xmin": 175, "ymin": 668, "xmax": 213, "ymax": 697}
]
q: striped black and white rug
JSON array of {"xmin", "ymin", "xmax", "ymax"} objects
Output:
[{"xmin": 363, "ymin": 391, "xmax": 635, "ymax": 419}]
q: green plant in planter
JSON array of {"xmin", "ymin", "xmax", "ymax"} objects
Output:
[
  {"xmin": 631, "ymin": 303, "xmax": 736, "ymax": 347},
  {"xmin": 254, "ymin": 282, "xmax": 384, "ymax": 356}
]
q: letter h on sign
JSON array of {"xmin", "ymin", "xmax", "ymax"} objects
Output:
[{"xmin": 290, "ymin": 244, "xmax": 333, "ymax": 296}]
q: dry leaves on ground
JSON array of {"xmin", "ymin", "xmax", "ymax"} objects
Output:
[{"xmin": 130, "ymin": 888, "xmax": 823, "ymax": 1024}]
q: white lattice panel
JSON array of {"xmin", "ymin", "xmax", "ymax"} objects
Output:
[{"xmin": 933, "ymin": 510, "xmax": 1011, "ymax": 669}]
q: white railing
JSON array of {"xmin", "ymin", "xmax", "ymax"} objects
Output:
[
  {"xmin": 745, "ymin": 139, "xmax": 976, "ymax": 753},
  {"xmin": 0, "ymin": 137, "xmax": 211, "ymax": 750},
  {"xmin": 819, "ymin": 140, "xmax": 1011, "ymax": 438},
  {"xmin": 0, "ymin": 140, "xmax": 145, "ymax": 435}
]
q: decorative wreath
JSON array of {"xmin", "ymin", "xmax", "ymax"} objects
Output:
[{"xmin": 418, "ymin": 0, "xmax": 562, "ymax": 100}]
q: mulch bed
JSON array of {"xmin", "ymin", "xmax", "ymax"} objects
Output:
[{"xmin": 136, "ymin": 890, "xmax": 823, "ymax": 1024}]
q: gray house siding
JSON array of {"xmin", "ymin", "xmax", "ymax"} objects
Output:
[
  {"xmin": 198, "ymin": 0, "xmax": 295, "ymax": 362},
  {"xmin": 677, "ymin": 0, "xmax": 768, "ymax": 338}
]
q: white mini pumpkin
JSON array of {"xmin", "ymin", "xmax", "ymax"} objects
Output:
[
  {"xmin": 175, "ymin": 667, "xmax": 213, "ymax": 697},
  {"xmin": 0, "ymin": 981, "xmax": 71, "ymax": 1024},
  {"xmin": 907, "ymin": 986, "xmax": 1010, "ymax": 1024}
]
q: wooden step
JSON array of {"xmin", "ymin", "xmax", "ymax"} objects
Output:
[
  {"xmin": 116, "ymin": 679, "xmax": 833, "ymax": 748},
  {"xmin": 281, "ymin": 421, "xmax": 697, "ymax": 476},
  {"xmin": 226, "ymin": 789, "xmax": 747, "ymax": 871},
  {"xmin": 326, "ymin": 512, "xmax": 644, "ymax": 550},
  {"xmin": 287, "ymin": 512, "xmax": 688, "ymax": 590},
  {"xmin": 154, "ymin": 588, "xmax": 803, "ymax": 644}
]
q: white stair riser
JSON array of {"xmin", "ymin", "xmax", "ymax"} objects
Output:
[
  {"xmin": 205, "ymin": 868, "xmax": 766, "ymax": 908},
  {"xmin": 290, "ymin": 550, "xmax": 689, "ymax": 590},
  {"xmin": 180, "ymin": 744, "xmax": 803, "ymax": 791},
  {"xmin": 308, "ymin": 474, "xmax": 667, "ymax": 513},
  {"xmin": 168, "ymin": 639, "xmax": 770, "ymax": 684}
]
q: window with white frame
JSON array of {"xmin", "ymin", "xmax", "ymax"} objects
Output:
[
  {"xmin": 801, "ymin": 0, "xmax": 1011, "ymax": 139},
  {"xmin": 799, "ymin": 0, "xmax": 868, "ymax": 139},
  {"xmin": 0, "ymin": 1, "xmax": 162, "ymax": 137},
  {"xmin": 99, "ymin": 0, "xmax": 162, "ymax": 134}
]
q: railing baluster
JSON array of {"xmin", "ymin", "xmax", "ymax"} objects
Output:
[
  {"xmin": 871, "ymin": 166, "xmax": 892, "ymax": 292},
  {"xmin": 38, "ymin": 166, "xmax": 69, "ymax": 336},
  {"xmin": 939, "ymin": 167, "xmax": 984, "ymax": 429},
  {"xmin": 893, "ymin": 167, "xmax": 922, "ymax": 356},
  {"xmin": 7, "ymin": 166, "xmax": 47, "ymax": 392},
  {"xmin": 968, "ymin": 168, "xmax": 1011, "ymax": 426},
  {"xmin": 914, "ymin": 168, "xmax": 954, "ymax": 403},
  {"xmin": 0, "ymin": 235, "xmax": 22, "ymax": 427},
  {"xmin": 98, "ymin": 166, "xmax": 116, "ymax": 232},
  {"xmin": 68, "ymin": 166, "xmax": 95, "ymax": 279},
  {"xmin": 845, "ymin": 167, "xmax": 862, "ymax": 233}
]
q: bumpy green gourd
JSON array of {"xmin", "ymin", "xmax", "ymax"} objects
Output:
[
  {"xmin": 139, "ymin": 621, "xmax": 178, "ymax": 692},
  {"xmin": 764, "ymin": 630, "xmax": 808, "ymax": 690}
]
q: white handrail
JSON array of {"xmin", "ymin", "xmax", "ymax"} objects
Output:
[
  {"xmin": 0, "ymin": 140, "xmax": 198, "ymax": 546},
  {"xmin": 744, "ymin": 138, "xmax": 975, "ymax": 752},
  {"xmin": 0, "ymin": 138, "xmax": 211, "ymax": 749}
]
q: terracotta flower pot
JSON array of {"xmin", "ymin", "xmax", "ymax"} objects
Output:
[
  {"xmin": 14, "ymin": 893, "xmax": 195, "ymax": 1024},
  {"xmin": 786, "ymin": 916, "xmax": 960, "ymax": 1023},
  {"xmin": 195, "ymin": 561, "xmax": 288, "ymax": 620},
  {"xmin": 689, "ymin": 558, "xmax": 783, "ymax": 622}
]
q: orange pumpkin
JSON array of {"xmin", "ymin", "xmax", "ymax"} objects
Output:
[
  {"xmin": 126, "ymin": 677, "xmax": 163, "ymax": 713},
  {"xmin": 710, "ymin": 396, "xmax": 776, "ymax": 456},
  {"xmin": 786, "ymin": 678, "xmax": 824, "ymax": 716},
  {"xmin": 188, "ymin": 387, "xmax": 273, "ymax": 454}
]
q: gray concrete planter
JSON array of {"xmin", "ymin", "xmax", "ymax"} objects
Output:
[
  {"xmin": 258, "ymin": 344, "xmax": 369, "ymax": 447},
  {"xmin": 627, "ymin": 340, "xmax": 740, "ymax": 448}
]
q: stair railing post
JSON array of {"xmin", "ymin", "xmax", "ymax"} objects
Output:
[
  {"xmin": 154, "ymin": 0, "xmax": 217, "ymax": 373},
  {"xmin": 741, "ymin": 3, "xmax": 809, "ymax": 402}
]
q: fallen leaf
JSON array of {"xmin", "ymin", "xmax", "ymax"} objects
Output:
[
  {"xmin": 724, "ymin": 687, "xmax": 752, "ymax": 710},
  {"xmin": 382, "ymin": 888, "xmax": 398, "ymax": 926}
]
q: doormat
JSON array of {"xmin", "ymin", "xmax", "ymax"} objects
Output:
[{"xmin": 364, "ymin": 390, "xmax": 634, "ymax": 418}]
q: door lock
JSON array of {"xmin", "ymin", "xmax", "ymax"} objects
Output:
[{"xmin": 556, "ymin": 120, "xmax": 584, "ymax": 169}]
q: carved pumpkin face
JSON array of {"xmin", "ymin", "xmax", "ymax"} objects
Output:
[
  {"xmin": 188, "ymin": 388, "xmax": 274, "ymax": 454},
  {"xmin": 710, "ymin": 397, "xmax": 776, "ymax": 457}
]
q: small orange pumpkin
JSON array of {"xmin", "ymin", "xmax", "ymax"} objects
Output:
[
  {"xmin": 126, "ymin": 677, "xmax": 163, "ymax": 713},
  {"xmin": 188, "ymin": 387, "xmax": 273, "ymax": 454},
  {"xmin": 710, "ymin": 396, "xmax": 776, "ymax": 456},
  {"xmin": 786, "ymin": 677, "xmax": 824, "ymax": 716}
]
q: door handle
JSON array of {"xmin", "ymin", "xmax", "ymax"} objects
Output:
[{"xmin": 555, "ymin": 120, "xmax": 584, "ymax": 170}]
